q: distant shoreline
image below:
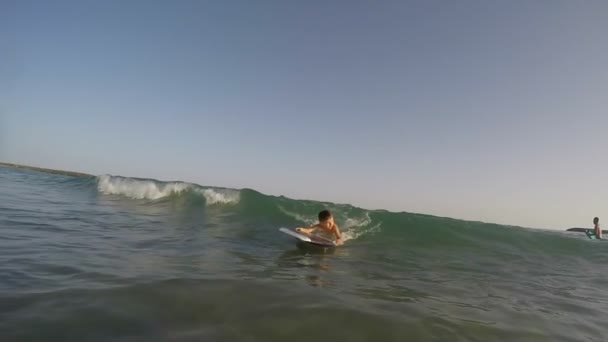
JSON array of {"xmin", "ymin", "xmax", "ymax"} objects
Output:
[{"xmin": 0, "ymin": 162, "xmax": 92, "ymax": 177}]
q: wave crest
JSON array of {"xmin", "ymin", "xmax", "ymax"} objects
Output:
[
  {"xmin": 96, "ymin": 175, "xmax": 239, "ymax": 205},
  {"xmin": 199, "ymin": 188, "xmax": 240, "ymax": 205}
]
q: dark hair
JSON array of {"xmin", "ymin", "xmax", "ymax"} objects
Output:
[
  {"xmin": 318, "ymin": 210, "xmax": 332, "ymax": 222},
  {"xmin": 594, "ymin": 217, "xmax": 599, "ymax": 224}
]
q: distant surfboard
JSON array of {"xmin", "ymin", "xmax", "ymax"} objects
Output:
[
  {"xmin": 567, "ymin": 227, "xmax": 608, "ymax": 234},
  {"xmin": 566, "ymin": 228, "xmax": 604, "ymax": 239},
  {"xmin": 585, "ymin": 229, "xmax": 596, "ymax": 240},
  {"xmin": 279, "ymin": 228, "xmax": 336, "ymax": 247}
]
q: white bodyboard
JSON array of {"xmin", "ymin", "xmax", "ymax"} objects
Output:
[{"xmin": 279, "ymin": 228, "xmax": 336, "ymax": 247}]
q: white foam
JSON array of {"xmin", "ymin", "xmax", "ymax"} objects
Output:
[
  {"xmin": 97, "ymin": 175, "xmax": 239, "ymax": 205},
  {"xmin": 277, "ymin": 206, "xmax": 317, "ymax": 225},
  {"xmin": 197, "ymin": 188, "xmax": 241, "ymax": 205},
  {"xmin": 343, "ymin": 212, "xmax": 372, "ymax": 229},
  {"xmin": 341, "ymin": 212, "xmax": 381, "ymax": 242}
]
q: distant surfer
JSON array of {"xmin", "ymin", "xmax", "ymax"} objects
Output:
[
  {"xmin": 296, "ymin": 210, "xmax": 344, "ymax": 246},
  {"xmin": 593, "ymin": 217, "xmax": 603, "ymax": 239}
]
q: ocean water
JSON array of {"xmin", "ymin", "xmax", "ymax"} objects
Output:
[{"xmin": 0, "ymin": 165, "xmax": 606, "ymax": 341}]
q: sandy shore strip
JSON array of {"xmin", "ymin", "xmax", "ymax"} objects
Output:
[{"xmin": 0, "ymin": 162, "xmax": 92, "ymax": 177}]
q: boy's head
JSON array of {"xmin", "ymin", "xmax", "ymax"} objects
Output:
[
  {"xmin": 318, "ymin": 210, "xmax": 334, "ymax": 226},
  {"xmin": 594, "ymin": 217, "xmax": 599, "ymax": 225}
]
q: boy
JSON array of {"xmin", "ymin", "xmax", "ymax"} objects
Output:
[
  {"xmin": 296, "ymin": 210, "xmax": 344, "ymax": 246},
  {"xmin": 594, "ymin": 217, "xmax": 603, "ymax": 239}
]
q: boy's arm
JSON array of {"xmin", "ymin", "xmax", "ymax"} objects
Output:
[
  {"xmin": 333, "ymin": 224, "xmax": 342, "ymax": 240},
  {"xmin": 333, "ymin": 224, "xmax": 344, "ymax": 246},
  {"xmin": 296, "ymin": 225, "xmax": 318, "ymax": 234}
]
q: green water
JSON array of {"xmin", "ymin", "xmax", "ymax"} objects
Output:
[{"xmin": 1, "ymin": 166, "xmax": 606, "ymax": 341}]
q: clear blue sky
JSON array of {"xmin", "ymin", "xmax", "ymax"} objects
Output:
[{"xmin": 2, "ymin": 1, "xmax": 608, "ymax": 229}]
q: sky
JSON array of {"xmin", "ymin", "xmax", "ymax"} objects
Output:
[{"xmin": 1, "ymin": 0, "xmax": 608, "ymax": 229}]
